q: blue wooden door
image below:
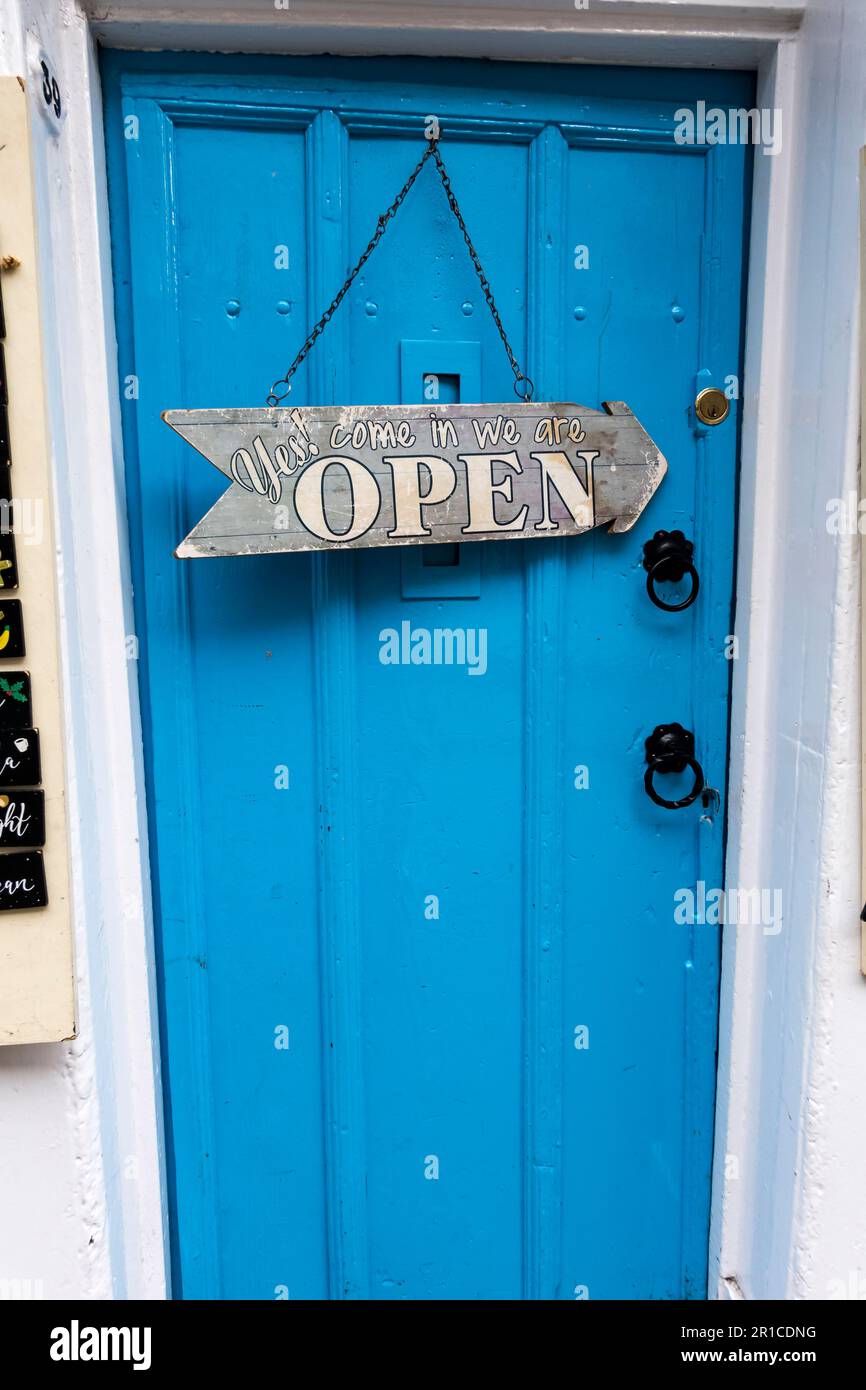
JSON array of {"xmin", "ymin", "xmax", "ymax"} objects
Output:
[{"xmin": 103, "ymin": 53, "xmax": 752, "ymax": 1300}]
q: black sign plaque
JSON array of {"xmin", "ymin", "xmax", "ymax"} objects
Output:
[
  {"xmin": 0, "ymin": 670, "xmax": 31, "ymax": 728},
  {"xmin": 0, "ymin": 532, "xmax": 17, "ymax": 591},
  {"xmin": 0, "ymin": 788, "xmax": 44, "ymax": 848},
  {"xmin": 0, "ymin": 850, "xmax": 48, "ymax": 910},
  {"xmin": 0, "ymin": 599, "xmax": 24, "ymax": 657},
  {"xmin": 0, "ymin": 727, "xmax": 40, "ymax": 786}
]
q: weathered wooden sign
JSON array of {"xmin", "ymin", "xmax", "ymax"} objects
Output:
[{"xmin": 166, "ymin": 401, "xmax": 667, "ymax": 558}]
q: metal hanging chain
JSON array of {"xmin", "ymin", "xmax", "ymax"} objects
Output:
[{"xmin": 265, "ymin": 137, "xmax": 534, "ymax": 406}]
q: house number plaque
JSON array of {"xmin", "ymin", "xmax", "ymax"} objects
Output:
[{"xmin": 168, "ymin": 401, "xmax": 668, "ymax": 558}]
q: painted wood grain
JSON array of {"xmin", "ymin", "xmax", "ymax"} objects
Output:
[{"xmin": 166, "ymin": 400, "xmax": 668, "ymax": 556}]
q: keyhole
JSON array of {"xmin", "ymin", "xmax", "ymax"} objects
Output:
[{"xmin": 695, "ymin": 387, "xmax": 730, "ymax": 426}]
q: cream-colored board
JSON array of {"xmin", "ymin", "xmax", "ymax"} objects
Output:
[{"xmin": 0, "ymin": 78, "xmax": 75, "ymax": 1042}]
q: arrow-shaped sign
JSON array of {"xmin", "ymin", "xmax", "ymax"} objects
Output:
[{"xmin": 165, "ymin": 400, "xmax": 667, "ymax": 558}]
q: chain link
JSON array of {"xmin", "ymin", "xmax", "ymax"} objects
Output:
[{"xmin": 265, "ymin": 137, "xmax": 534, "ymax": 406}]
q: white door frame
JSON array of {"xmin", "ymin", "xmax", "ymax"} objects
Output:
[{"xmin": 4, "ymin": 0, "xmax": 862, "ymax": 1301}]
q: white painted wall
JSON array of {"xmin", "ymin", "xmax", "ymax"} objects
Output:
[
  {"xmin": 711, "ymin": 0, "xmax": 866, "ymax": 1302},
  {"xmin": 0, "ymin": 0, "xmax": 168, "ymax": 1299},
  {"xmin": 0, "ymin": 0, "xmax": 862, "ymax": 1301}
]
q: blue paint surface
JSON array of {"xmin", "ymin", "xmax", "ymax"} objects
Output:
[{"xmin": 102, "ymin": 52, "xmax": 753, "ymax": 1300}]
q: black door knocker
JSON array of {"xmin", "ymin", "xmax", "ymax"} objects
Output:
[
  {"xmin": 644, "ymin": 723, "xmax": 705, "ymax": 810},
  {"xmin": 642, "ymin": 530, "xmax": 699, "ymax": 612}
]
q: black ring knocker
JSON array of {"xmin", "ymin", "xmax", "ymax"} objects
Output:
[
  {"xmin": 644, "ymin": 723, "xmax": 705, "ymax": 810},
  {"xmin": 642, "ymin": 530, "xmax": 699, "ymax": 612}
]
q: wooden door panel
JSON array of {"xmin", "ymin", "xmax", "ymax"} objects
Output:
[{"xmin": 103, "ymin": 52, "xmax": 753, "ymax": 1299}]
